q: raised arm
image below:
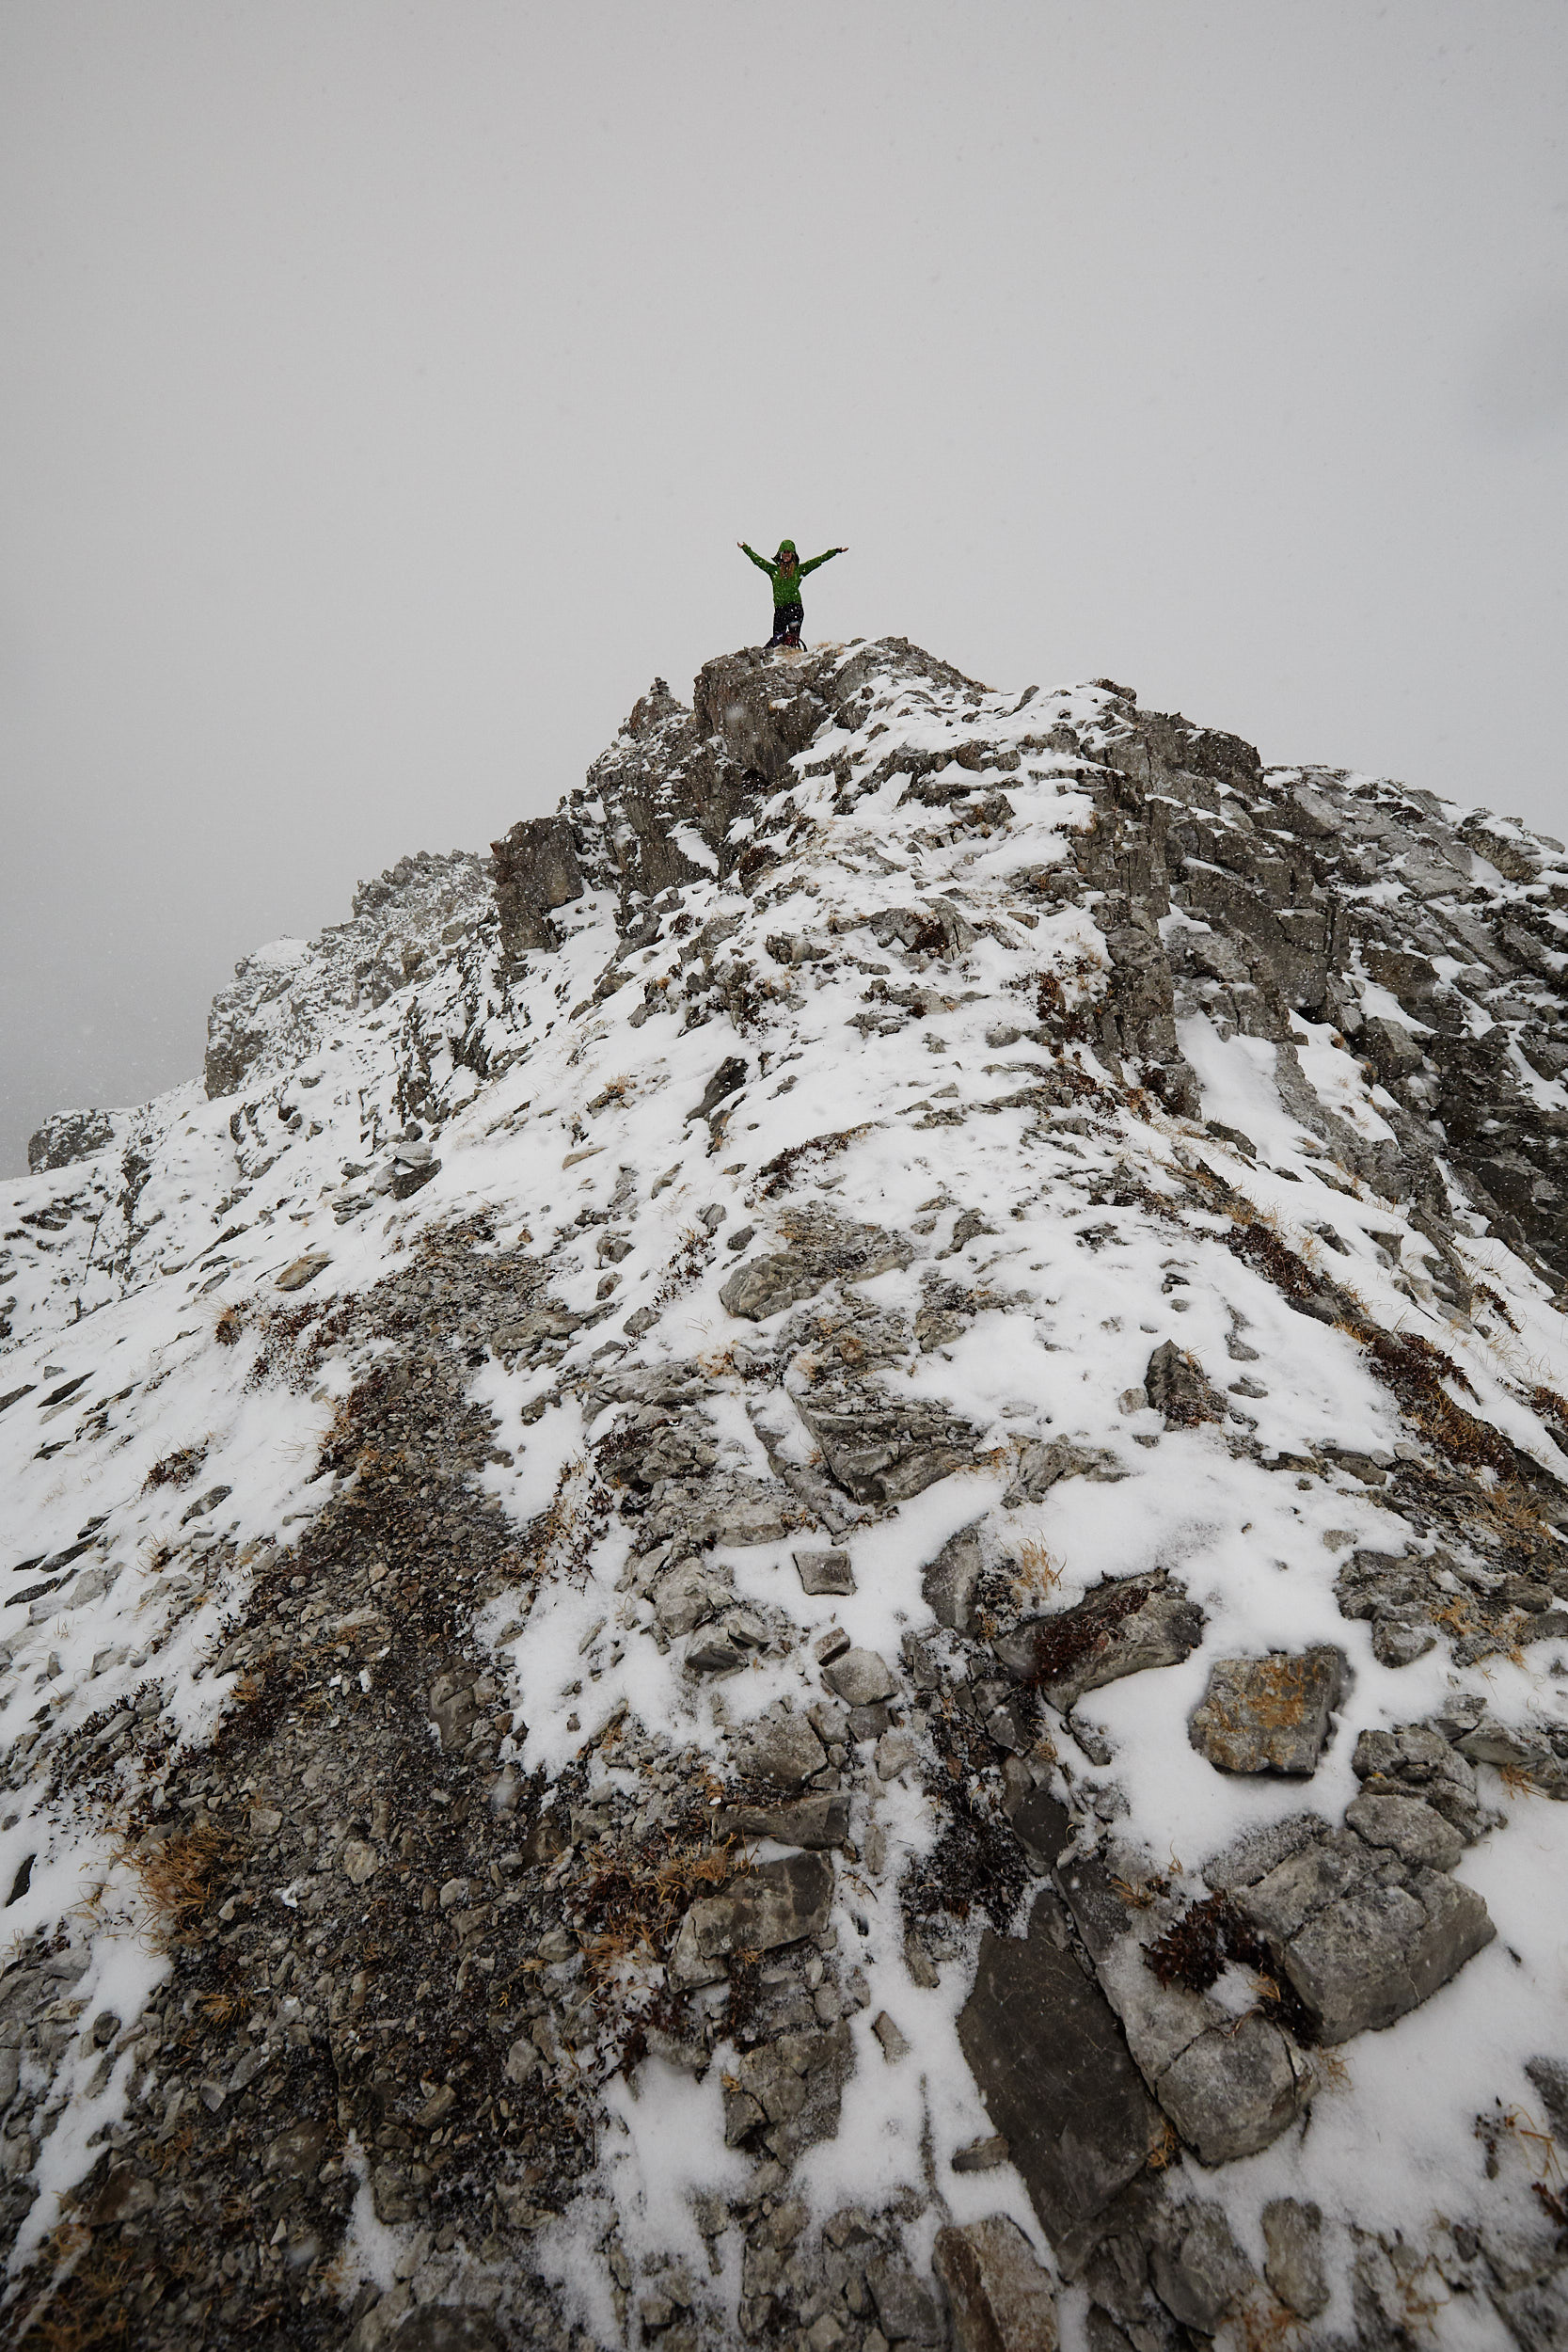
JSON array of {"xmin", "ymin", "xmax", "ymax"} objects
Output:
[
  {"xmin": 738, "ymin": 542, "xmax": 776, "ymax": 576},
  {"xmin": 797, "ymin": 546, "xmax": 847, "ymax": 579}
]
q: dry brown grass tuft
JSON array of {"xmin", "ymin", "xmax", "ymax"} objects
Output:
[
  {"xmin": 1006, "ymin": 1538, "xmax": 1062, "ymax": 1603},
  {"xmin": 1237, "ymin": 2290, "xmax": 1306, "ymax": 2351},
  {"xmin": 117, "ymin": 1821, "xmax": 234, "ymax": 1948},
  {"xmin": 578, "ymin": 1835, "xmax": 739, "ymax": 1979},
  {"xmin": 8, "ymin": 2224, "xmax": 135, "ymax": 2351}
]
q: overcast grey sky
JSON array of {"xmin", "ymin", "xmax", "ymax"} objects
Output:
[{"xmin": 3, "ymin": 1, "xmax": 1565, "ymax": 1173}]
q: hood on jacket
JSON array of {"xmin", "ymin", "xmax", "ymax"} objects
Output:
[{"xmin": 775, "ymin": 540, "xmax": 799, "ymax": 563}]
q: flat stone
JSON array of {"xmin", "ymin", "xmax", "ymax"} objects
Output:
[
  {"xmin": 341, "ymin": 1838, "xmax": 378, "ymax": 1885},
  {"xmin": 276, "ymin": 1251, "xmax": 331, "ymax": 1293},
  {"xmin": 822, "ymin": 1647, "xmax": 896, "ymax": 1707},
  {"xmin": 795, "ymin": 1548, "xmax": 856, "ymax": 1596},
  {"xmin": 654, "ymin": 1563, "xmax": 734, "ymax": 1640},
  {"xmin": 671, "ymin": 1852, "xmax": 835, "ymax": 1983},
  {"xmin": 993, "ymin": 1573, "xmax": 1205, "ymax": 1712},
  {"xmin": 721, "ymin": 1252, "xmax": 827, "ymax": 1322},
  {"xmin": 1187, "ymin": 1647, "xmax": 1348, "ymax": 1776},
  {"xmin": 686, "ymin": 1634, "xmax": 748, "ymax": 1676},
  {"xmin": 933, "ymin": 2216, "xmax": 1059, "ymax": 2352},
  {"xmin": 872, "ymin": 2011, "xmax": 911, "ymax": 2063},
  {"xmin": 866, "ymin": 2254, "xmax": 943, "ymax": 2345},
  {"xmin": 1345, "ymin": 1791, "xmax": 1465, "ymax": 1870},
  {"xmin": 1457, "ymin": 1717, "xmax": 1568, "ymax": 1797},
  {"xmin": 1261, "ymin": 2198, "xmax": 1328, "ymax": 2319},
  {"xmin": 875, "ymin": 1730, "xmax": 919, "ymax": 1782},
  {"xmin": 796, "ymin": 1391, "xmax": 977, "ymax": 1505},
  {"xmin": 1006, "ymin": 1785, "xmax": 1070, "ymax": 1873},
  {"xmin": 1016, "ymin": 1438, "xmax": 1126, "ymax": 1498},
  {"xmin": 957, "ymin": 1893, "xmax": 1165, "ymax": 2275},
  {"xmin": 1373, "ymin": 1619, "xmax": 1438, "ymax": 1667},
  {"xmin": 749, "ymin": 1712, "xmax": 828, "ymax": 1788},
  {"xmin": 715, "ymin": 1794, "xmax": 849, "ymax": 1851},
  {"xmin": 1351, "ymin": 1724, "xmax": 1491, "ymax": 1838},
  {"xmin": 709, "ymin": 1485, "xmax": 808, "ymax": 1547},
  {"xmin": 1055, "ymin": 1856, "xmax": 1313, "ymax": 2167},
  {"xmin": 502, "ymin": 2037, "xmax": 539, "ymax": 2086},
  {"xmin": 264, "ymin": 2118, "xmax": 330, "ymax": 2180},
  {"xmin": 1201, "ymin": 1812, "xmax": 1327, "ymax": 1893},
  {"xmin": 951, "ymin": 2135, "xmax": 1010, "ymax": 2175}
]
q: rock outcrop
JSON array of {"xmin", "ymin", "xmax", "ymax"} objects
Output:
[{"xmin": 5, "ymin": 636, "xmax": 1568, "ymax": 2350}]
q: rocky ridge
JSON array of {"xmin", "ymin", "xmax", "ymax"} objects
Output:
[{"xmin": 3, "ymin": 639, "xmax": 1568, "ymax": 2350}]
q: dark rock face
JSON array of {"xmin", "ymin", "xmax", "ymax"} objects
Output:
[
  {"xmin": 26, "ymin": 1108, "xmax": 116, "ymax": 1174},
  {"xmin": 1067, "ymin": 697, "xmax": 1568, "ymax": 1279},
  {"xmin": 958, "ymin": 1894, "xmax": 1164, "ymax": 2274},
  {"xmin": 488, "ymin": 815, "xmax": 584, "ymax": 958},
  {"xmin": 692, "ymin": 649, "xmax": 833, "ymax": 785}
]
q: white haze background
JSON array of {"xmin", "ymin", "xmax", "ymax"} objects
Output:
[{"xmin": 2, "ymin": 0, "xmax": 1565, "ymax": 1173}]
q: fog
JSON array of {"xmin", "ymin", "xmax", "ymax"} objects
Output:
[{"xmin": 3, "ymin": 0, "xmax": 1565, "ymax": 1172}]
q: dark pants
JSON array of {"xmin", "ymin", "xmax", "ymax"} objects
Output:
[{"xmin": 767, "ymin": 600, "xmax": 804, "ymax": 648}]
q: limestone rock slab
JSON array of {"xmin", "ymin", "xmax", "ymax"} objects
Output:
[
  {"xmin": 933, "ymin": 2216, "xmax": 1059, "ymax": 2352},
  {"xmin": 957, "ymin": 1893, "xmax": 1164, "ymax": 2274},
  {"xmin": 1187, "ymin": 1647, "xmax": 1348, "ymax": 1776}
]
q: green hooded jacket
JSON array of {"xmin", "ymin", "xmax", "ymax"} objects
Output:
[{"xmin": 740, "ymin": 537, "xmax": 843, "ymax": 609}]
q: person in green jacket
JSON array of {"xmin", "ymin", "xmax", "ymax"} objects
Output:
[{"xmin": 737, "ymin": 537, "xmax": 847, "ymax": 650}]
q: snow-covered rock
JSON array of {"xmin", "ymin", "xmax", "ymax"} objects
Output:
[{"xmin": 4, "ymin": 637, "xmax": 1568, "ymax": 2349}]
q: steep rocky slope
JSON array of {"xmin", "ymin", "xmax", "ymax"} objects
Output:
[{"xmin": 5, "ymin": 638, "xmax": 1568, "ymax": 2352}]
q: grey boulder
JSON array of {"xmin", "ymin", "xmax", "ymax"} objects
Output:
[
  {"xmin": 1187, "ymin": 1647, "xmax": 1348, "ymax": 1776},
  {"xmin": 794, "ymin": 1547, "xmax": 856, "ymax": 1596},
  {"xmin": 1148, "ymin": 2201, "xmax": 1254, "ymax": 2335},
  {"xmin": 1345, "ymin": 1790, "xmax": 1465, "ymax": 1870},
  {"xmin": 822, "ymin": 1646, "xmax": 896, "ymax": 1707},
  {"xmin": 1238, "ymin": 1826, "xmax": 1494, "ymax": 2043}
]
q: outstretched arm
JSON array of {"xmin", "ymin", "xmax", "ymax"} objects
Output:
[
  {"xmin": 798, "ymin": 546, "xmax": 847, "ymax": 579},
  {"xmin": 738, "ymin": 542, "xmax": 775, "ymax": 576}
]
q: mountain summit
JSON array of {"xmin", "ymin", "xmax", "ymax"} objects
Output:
[{"xmin": 6, "ymin": 638, "xmax": 1568, "ymax": 2350}]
